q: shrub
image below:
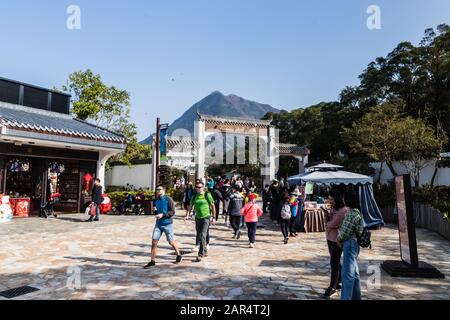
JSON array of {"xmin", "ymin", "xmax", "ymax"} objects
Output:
[
  {"xmin": 106, "ymin": 188, "xmax": 185, "ymax": 208},
  {"xmin": 374, "ymin": 183, "xmax": 450, "ymax": 221}
]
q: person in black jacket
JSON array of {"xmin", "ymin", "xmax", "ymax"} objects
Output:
[
  {"xmin": 87, "ymin": 178, "xmax": 103, "ymax": 222},
  {"xmin": 211, "ymin": 184, "xmax": 223, "ymax": 222},
  {"xmin": 227, "ymin": 186, "xmax": 244, "ymax": 239}
]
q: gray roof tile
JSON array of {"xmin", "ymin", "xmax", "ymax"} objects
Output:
[{"xmin": 0, "ymin": 104, "xmax": 125, "ymax": 143}]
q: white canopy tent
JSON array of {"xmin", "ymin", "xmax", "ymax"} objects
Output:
[
  {"xmin": 288, "ymin": 165, "xmax": 384, "ymax": 228},
  {"xmin": 288, "ymin": 170, "xmax": 373, "ymax": 186}
]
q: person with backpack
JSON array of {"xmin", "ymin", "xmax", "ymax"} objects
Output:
[
  {"xmin": 322, "ymin": 190, "xmax": 349, "ymax": 297},
  {"xmin": 280, "ymin": 192, "xmax": 292, "ymax": 244},
  {"xmin": 227, "ymin": 186, "xmax": 244, "ymax": 239},
  {"xmin": 188, "ymin": 182, "xmax": 215, "ymax": 262},
  {"xmin": 337, "ymin": 190, "xmax": 364, "ymax": 300},
  {"xmin": 240, "ymin": 193, "xmax": 263, "ymax": 248},
  {"xmin": 144, "ymin": 185, "xmax": 182, "ymax": 268}
]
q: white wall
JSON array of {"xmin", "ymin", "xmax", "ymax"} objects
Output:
[
  {"xmin": 371, "ymin": 161, "xmax": 450, "ymax": 187},
  {"xmin": 105, "ymin": 163, "xmax": 153, "ymax": 189}
]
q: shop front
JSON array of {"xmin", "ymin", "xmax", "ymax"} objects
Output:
[
  {"xmin": 0, "ymin": 77, "xmax": 126, "ymax": 217},
  {"xmin": 0, "ymin": 145, "xmax": 99, "ymax": 215},
  {"xmin": 0, "ymin": 135, "xmax": 125, "ymax": 218}
]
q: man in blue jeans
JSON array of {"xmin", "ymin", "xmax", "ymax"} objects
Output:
[{"xmin": 144, "ymin": 185, "xmax": 182, "ymax": 268}]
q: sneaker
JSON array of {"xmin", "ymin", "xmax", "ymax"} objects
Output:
[
  {"xmin": 144, "ymin": 261, "xmax": 156, "ymax": 269},
  {"xmin": 93, "ymin": 218, "xmax": 99, "ymax": 222},
  {"xmin": 323, "ymin": 287, "xmax": 337, "ymax": 297},
  {"xmin": 232, "ymin": 234, "xmax": 237, "ymax": 239},
  {"xmin": 249, "ymin": 243, "xmax": 254, "ymax": 248},
  {"xmin": 192, "ymin": 246, "xmax": 199, "ymax": 252},
  {"xmin": 175, "ymin": 255, "xmax": 183, "ymax": 264},
  {"xmin": 236, "ymin": 231, "xmax": 241, "ymax": 240},
  {"xmin": 284, "ymin": 238, "xmax": 289, "ymax": 244},
  {"xmin": 195, "ymin": 256, "xmax": 202, "ymax": 262},
  {"xmin": 86, "ymin": 217, "xmax": 93, "ymax": 222}
]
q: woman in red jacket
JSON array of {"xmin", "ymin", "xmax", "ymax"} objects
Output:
[{"xmin": 240, "ymin": 193, "xmax": 263, "ymax": 248}]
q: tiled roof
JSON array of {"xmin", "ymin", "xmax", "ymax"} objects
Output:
[
  {"xmin": 0, "ymin": 102, "xmax": 125, "ymax": 144},
  {"xmin": 276, "ymin": 143, "xmax": 310, "ymax": 156},
  {"xmin": 197, "ymin": 113, "xmax": 273, "ymax": 127},
  {"xmin": 166, "ymin": 136, "xmax": 200, "ymax": 149}
]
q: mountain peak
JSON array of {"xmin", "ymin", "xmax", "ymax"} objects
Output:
[{"xmin": 143, "ymin": 92, "xmax": 280, "ymax": 138}]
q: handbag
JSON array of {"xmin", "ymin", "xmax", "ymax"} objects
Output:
[
  {"xmin": 357, "ymin": 227, "xmax": 372, "ymax": 249},
  {"xmin": 89, "ymin": 203, "xmax": 97, "ymax": 216}
]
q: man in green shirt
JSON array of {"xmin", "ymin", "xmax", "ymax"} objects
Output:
[{"xmin": 189, "ymin": 182, "xmax": 215, "ymax": 262}]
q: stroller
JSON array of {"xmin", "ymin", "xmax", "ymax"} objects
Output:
[{"xmin": 40, "ymin": 193, "xmax": 61, "ymax": 218}]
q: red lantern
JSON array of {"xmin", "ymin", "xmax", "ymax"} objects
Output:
[{"xmin": 83, "ymin": 173, "xmax": 93, "ymax": 191}]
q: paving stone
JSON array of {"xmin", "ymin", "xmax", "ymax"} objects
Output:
[{"xmin": 0, "ymin": 211, "xmax": 449, "ymax": 300}]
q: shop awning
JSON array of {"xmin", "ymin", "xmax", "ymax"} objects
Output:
[
  {"xmin": 288, "ymin": 167, "xmax": 384, "ymax": 228},
  {"xmin": 0, "ymin": 103, "xmax": 126, "ymax": 149}
]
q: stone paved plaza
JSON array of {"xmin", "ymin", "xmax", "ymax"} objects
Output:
[{"xmin": 0, "ymin": 207, "xmax": 449, "ymax": 300}]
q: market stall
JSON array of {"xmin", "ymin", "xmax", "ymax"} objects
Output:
[{"xmin": 289, "ymin": 163, "xmax": 385, "ymax": 230}]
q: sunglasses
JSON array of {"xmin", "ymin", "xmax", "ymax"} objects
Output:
[
  {"xmin": 156, "ymin": 188, "xmax": 164, "ymax": 191},
  {"xmin": 196, "ymin": 186, "xmax": 203, "ymax": 189}
]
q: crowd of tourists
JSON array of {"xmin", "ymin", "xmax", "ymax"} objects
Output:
[{"xmin": 144, "ymin": 175, "xmax": 365, "ymax": 301}]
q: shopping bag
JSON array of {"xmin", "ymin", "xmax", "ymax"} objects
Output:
[
  {"xmin": 84, "ymin": 206, "xmax": 91, "ymax": 216},
  {"xmin": 89, "ymin": 203, "xmax": 97, "ymax": 216}
]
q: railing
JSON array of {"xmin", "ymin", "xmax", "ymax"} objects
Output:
[{"xmin": 380, "ymin": 203, "xmax": 450, "ymax": 241}]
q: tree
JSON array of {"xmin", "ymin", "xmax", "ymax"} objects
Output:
[
  {"xmin": 397, "ymin": 117, "xmax": 442, "ymax": 187},
  {"xmin": 61, "ymin": 69, "xmax": 151, "ymax": 166},
  {"xmin": 344, "ymin": 104, "xmax": 442, "ymax": 187},
  {"xmin": 343, "ymin": 103, "xmax": 406, "ymax": 177}
]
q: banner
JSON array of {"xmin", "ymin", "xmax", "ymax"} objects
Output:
[
  {"xmin": 160, "ymin": 124, "xmax": 169, "ymax": 166},
  {"xmin": 305, "ymin": 182, "xmax": 314, "ymax": 195}
]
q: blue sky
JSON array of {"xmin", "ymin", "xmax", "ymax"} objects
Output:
[{"xmin": 1, "ymin": 0, "xmax": 449, "ymax": 140}]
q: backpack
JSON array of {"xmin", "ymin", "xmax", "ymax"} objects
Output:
[
  {"xmin": 193, "ymin": 191, "xmax": 214, "ymax": 210},
  {"xmin": 358, "ymin": 227, "xmax": 372, "ymax": 249},
  {"xmin": 281, "ymin": 203, "xmax": 292, "ymax": 220}
]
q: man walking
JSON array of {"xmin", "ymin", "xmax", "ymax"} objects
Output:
[
  {"xmin": 87, "ymin": 178, "xmax": 103, "ymax": 222},
  {"xmin": 144, "ymin": 185, "xmax": 182, "ymax": 268},
  {"xmin": 189, "ymin": 182, "xmax": 215, "ymax": 262}
]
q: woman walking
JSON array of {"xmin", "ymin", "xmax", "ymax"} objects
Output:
[
  {"xmin": 240, "ymin": 194, "xmax": 263, "ymax": 248},
  {"xmin": 338, "ymin": 190, "xmax": 364, "ymax": 300},
  {"xmin": 323, "ymin": 190, "xmax": 349, "ymax": 297}
]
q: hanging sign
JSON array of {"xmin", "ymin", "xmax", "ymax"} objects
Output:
[
  {"xmin": 305, "ymin": 182, "xmax": 314, "ymax": 195},
  {"xmin": 160, "ymin": 124, "xmax": 169, "ymax": 166}
]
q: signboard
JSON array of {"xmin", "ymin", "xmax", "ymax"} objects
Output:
[
  {"xmin": 159, "ymin": 124, "xmax": 169, "ymax": 166},
  {"xmin": 395, "ymin": 174, "xmax": 419, "ymax": 266}
]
